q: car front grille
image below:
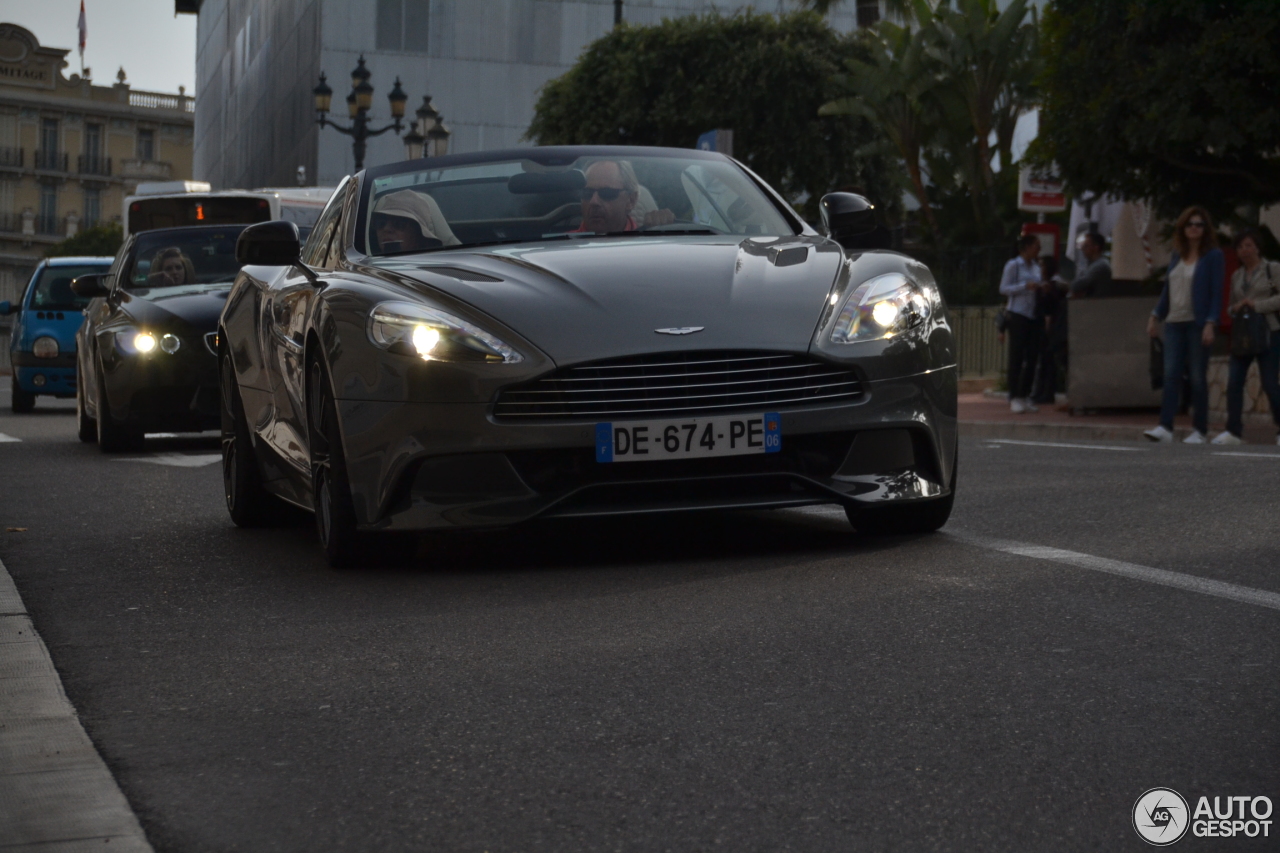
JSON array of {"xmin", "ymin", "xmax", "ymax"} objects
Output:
[{"xmin": 493, "ymin": 351, "xmax": 864, "ymax": 421}]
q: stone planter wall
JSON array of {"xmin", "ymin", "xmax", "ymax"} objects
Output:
[{"xmin": 1207, "ymin": 355, "xmax": 1277, "ymax": 426}]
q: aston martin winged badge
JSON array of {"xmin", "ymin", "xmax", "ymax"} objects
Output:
[{"xmin": 654, "ymin": 327, "xmax": 705, "ymax": 335}]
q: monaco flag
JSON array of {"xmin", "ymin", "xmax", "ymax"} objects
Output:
[{"xmin": 77, "ymin": 1, "xmax": 87, "ymax": 57}]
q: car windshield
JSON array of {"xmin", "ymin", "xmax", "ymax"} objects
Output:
[
  {"xmin": 362, "ymin": 151, "xmax": 797, "ymax": 256},
  {"xmin": 28, "ymin": 263, "xmax": 110, "ymax": 311},
  {"xmin": 125, "ymin": 226, "xmax": 248, "ymax": 291}
]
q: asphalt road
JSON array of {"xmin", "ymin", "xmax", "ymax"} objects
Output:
[{"xmin": 1, "ymin": 388, "xmax": 1277, "ymax": 852}]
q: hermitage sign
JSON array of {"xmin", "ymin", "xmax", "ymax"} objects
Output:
[{"xmin": 0, "ymin": 25, "xmax": 68, "ymax": 91}]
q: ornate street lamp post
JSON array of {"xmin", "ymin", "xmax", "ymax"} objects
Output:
[
  {"xmin": 312, "ymin": 57, "xmax": 409, "ymax": 170},
  {"xmin": 402, "ymin": 95, "xmax": 452, "ymax": 161}
]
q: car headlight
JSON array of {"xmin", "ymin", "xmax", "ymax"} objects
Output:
[
  {"xmin": 113, "ymin": 330, "xmax": 183, "ymax": 356},
  {"xmin": 32, "ymin": 336, "xmax": 59, "ymax": 358},
  {"xmin": 829, "ymin": 273, "xmax": 932, "ymax": 344},
  {"xmin": 367, "ymin": 301, "xmax": 523, "ymax": 364}
]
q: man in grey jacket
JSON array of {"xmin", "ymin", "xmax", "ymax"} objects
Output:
[{"xmin": 1070, "ymin": 232, "xmax": 1111, "ymax": 298}]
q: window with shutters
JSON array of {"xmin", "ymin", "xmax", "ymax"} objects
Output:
[{"xmin": 376, "ymin": 0, "xmax": 429, "ymax": 52}]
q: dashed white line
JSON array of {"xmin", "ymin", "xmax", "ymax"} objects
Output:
[
  {"xmin": 980, "ymin": 438, "xmax": 1147, "ymax": 452},
  {"xmin": 950, "ymin": 531, "xmax": 1280, "ymax": 613},
  {"xmin": 112, "ymin": 453, "xmax": 221, "ymax": 468},
  {"xmin": 1211, "ymin": 451, "xmax": 1280, "ymax": 459},
  {"xmin": 0, "ymin": 433, "xmax": 21, "ymax": 443}
]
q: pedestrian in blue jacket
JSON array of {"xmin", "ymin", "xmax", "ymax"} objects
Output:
[{"xmin": 1144, "ymin": 206, "xmax": 1224, "ymax": 443}]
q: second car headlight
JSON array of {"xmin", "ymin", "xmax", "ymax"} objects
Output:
[
  {"xmin": 367, "ymin": 301, "xmax": 523, "ymax": 364},
  {"xmin": 32, "ymin": 336, "xmax": 59, "ymax": 358},
  {"xmin": 829, "ymin": 273, "xmax": 932, "ymax": 344}
]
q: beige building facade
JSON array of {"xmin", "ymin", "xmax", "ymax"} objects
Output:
[{"xmin": 0, "ymin": 22, "xmax": 194, "ymax": 304}]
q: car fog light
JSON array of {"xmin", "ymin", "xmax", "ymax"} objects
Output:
[
  {"xmin": 134, "ymin": 332, "xmax": 157, "ymax": 353},
  {"xmin": 32, "ymin": 374, "xmax": 46, "ymax": 387},
  {"xmin": 160, "ymin": 333, "xmax": 181, "ymax": 354}
]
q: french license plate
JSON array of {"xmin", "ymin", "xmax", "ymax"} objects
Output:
[{"xmin": 595, "ymin": 413, "xmax": 780, "ymax": 463}]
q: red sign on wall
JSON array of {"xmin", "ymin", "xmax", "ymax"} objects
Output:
[{"xmin": 1018, "ymin": 166, "xmax": 1067, "ymax": 213}]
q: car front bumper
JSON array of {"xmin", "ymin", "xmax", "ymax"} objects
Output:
[
  {"xmin": 337, "ymin": 366, "xmax": 958, "ymax": 531},
  {"xmin": 12, "ymin": 355, "xmax": 77, "ymax": 398},
  {"xmin": 101, "ymin": 345, "xmax": 220, "ymax": 432}
]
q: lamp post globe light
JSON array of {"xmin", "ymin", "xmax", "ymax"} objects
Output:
[
  {"xmin": 312, "ymin": 57, "xmax": 416, "ymax": 170},
  {"xmin": 402, "ymin": 95, "xmax": 451, "ymax": 161}
]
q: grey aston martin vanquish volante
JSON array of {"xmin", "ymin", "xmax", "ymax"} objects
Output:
[{"xmin": 220, "ymin": 146, "xmax": 957, "ymax": 566}]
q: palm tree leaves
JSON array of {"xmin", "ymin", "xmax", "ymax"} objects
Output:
[{"xmin": 820, "ymin": 0, "xmax": 1041, "ymax": 243}]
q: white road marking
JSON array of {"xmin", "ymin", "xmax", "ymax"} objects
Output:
[
  {"xmin": 951, "ymin": 531, "xmax": 1280, "ymax": 613},
  {"xmin": 1212, "ymin": 451, "xmax": 1280, "ymax": 459},
  {"xmin": 0, "ymin": 433, "xmax": 20, "ymax": 443},
  {"xmin": 981, "ymin": 438, "xmax": 1147, "ymax": 452},
  {"xmin": 793, "ymin": 506, "xmax": 846, "ymax": 517},
  {"xmin": 113, "ymin": 453, "xmax": 221, "ymax": 468}
]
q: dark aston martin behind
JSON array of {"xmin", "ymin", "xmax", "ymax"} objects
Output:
[{"xmin": 219, "ymin": 146, "xmax": 957, "ymax": 566}]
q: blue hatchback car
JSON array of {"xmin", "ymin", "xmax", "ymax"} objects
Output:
[{"xmin": 1, "ymin": 256, "xmax": 114, "ymax": 412}]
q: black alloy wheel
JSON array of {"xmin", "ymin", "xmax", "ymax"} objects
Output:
[
  {"xmin": 220, "ymin": 347, "xmax": 283, "ymax": 526},
  {"xmin": 846, "ymin": 447, "xmax": 958, "ymax": 535},
  {"xmin": 11, "ymin": 376, "xmax": 35, "ymax": 414},
  {"xmin": 95, "ymin": 365, "xmax": 142, "ymax": 452},
  {"xmin": 75, "ymin": 369, "xmax": 96, "ymax": 442},
  {"xmin": 308, "ymin": 354, "xmax": 362, "ymax": 568}
]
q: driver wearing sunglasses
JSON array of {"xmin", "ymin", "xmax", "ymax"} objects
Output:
[{"xmin": 573, "ymin": 160, "xmax": 675, "ymax": 233}]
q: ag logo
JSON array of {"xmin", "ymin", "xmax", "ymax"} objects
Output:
[{"xmin": 1134, "ymin": 788, "xmax": 1190, "ymax": 845}]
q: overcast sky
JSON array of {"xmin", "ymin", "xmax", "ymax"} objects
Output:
[{"xmin": 5, "ymin": 0, "xmax": 195, "ymax": 95}]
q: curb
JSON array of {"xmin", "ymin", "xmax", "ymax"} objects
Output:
[{"xmin": 0, "ymin": 557, "xmax": 154, "ymax": 852}]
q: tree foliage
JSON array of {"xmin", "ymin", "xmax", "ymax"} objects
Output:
[
  {"xmin": 44, "ymin": 222, "xmax": 123, "ymax": 259},
  {"xmin": 1033, "ymin": 0, "xmax": 1280, "ymax": 222},
  {"xmin": 820, "ymin": 17, "xmax": 942, "ymax": 241},
  {"xmin": 821, "ymin": 0, "xmax": 1040, "ymax": 244},
  {"xmin": 526, "ymin": 11, "xmax": 900, "ymax": 223}
]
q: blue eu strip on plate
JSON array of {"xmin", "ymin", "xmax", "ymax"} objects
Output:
[{"xmin": 595, "ymin": 422, "xmax": 614, "ymax": 463}]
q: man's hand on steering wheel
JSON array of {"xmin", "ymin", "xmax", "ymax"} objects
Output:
[{"xmin": 642, "ymin": 209, "xmax": 676, "ymax": 227}]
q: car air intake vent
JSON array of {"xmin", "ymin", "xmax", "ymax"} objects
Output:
[{"xmin": 494, "ymin": 351, "xmax": 863, "ymax": 421}]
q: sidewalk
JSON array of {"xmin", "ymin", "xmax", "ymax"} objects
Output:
[{"xmin": 958, "ymin": 392, "xmax": 1278, "ymax": 445}]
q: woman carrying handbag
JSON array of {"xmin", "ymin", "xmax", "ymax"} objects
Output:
[
  {"xmin": 1212, "ymin": 229, "xmax": 1280, "ymax": 445},
  {"xmin": 1144, "ymin": 206, "xmax": 1225, "ymax": 444}
]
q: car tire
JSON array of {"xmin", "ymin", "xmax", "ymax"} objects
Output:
[
  {"xmin": 76, "ymin": 370, "xmax": 96, "ymax": 442},
  {"xmin": 220, "ymin": 349, "xmax": 285, "ymax": 527},
  {"xmin": 96, "ymin": 367, "xmax": 142, "ymax": 452},
  {"xmin": 11, "ymin": 377, "xmax": 35, "ymax": 414},
  {"xmin": 308, "ymin": 354, "xmax": 363, "ymax": 568},
  {"xmin": 846, "ymin": 448, "xmax": 957, "ymax": 535}
]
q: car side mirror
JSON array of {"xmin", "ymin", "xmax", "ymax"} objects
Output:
[
  {"xmin": 820, "ymin": 193, "xmax": 881, "ymax": 251},
  {"xmin": 70, "ymin": 274, "xmax": 111, "ymax": 299},
  {"xmin": 236, "ymin": 220, "xmax": 302, "ymax": 266},
  {"xmin": 0, "ymin": 300, "xmax": 15, "ymax": 316}
]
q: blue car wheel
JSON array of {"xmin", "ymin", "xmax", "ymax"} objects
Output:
[{"xmin": 11, "ymin": 375, "xmax": 35, "ymax": 414}]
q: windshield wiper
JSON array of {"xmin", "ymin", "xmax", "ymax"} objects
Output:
[
  {"xmin": 570, "ymin": 228, "xmax": 721, "ymax": 238},
  {"xmin": 378, "ymin": 234, "xmax": 575, "ymax": 257}
]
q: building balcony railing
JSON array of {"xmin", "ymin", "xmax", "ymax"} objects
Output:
[
  {"xmin": 77, "ymin": 155, "xmax": 113, "ymax": 176},
  {"xmin": 33, "ymin": 150, "xmax": 69, "ymax": 172},
  {"xmin": 0, "ymin": 147, "xmax": 22, "ymax": 169},
  {"xmin": 128, "ymin": 90, "xmax": 194, "ymax": 113},
  {"xmin": 120, "ymin": 158, "xmax": 172, "ymax": 180},
  {"xmin": 0, "ymin": 212, "xmax": 22, "ymax": 233},
  {"xmin": 34, "ymin": 214, "xmax": 61, "ymax": 236}
]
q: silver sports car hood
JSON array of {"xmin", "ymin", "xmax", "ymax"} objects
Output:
[{"xmin": 380, "ymin": 235, "xmax": 843, "ymax": 364}]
